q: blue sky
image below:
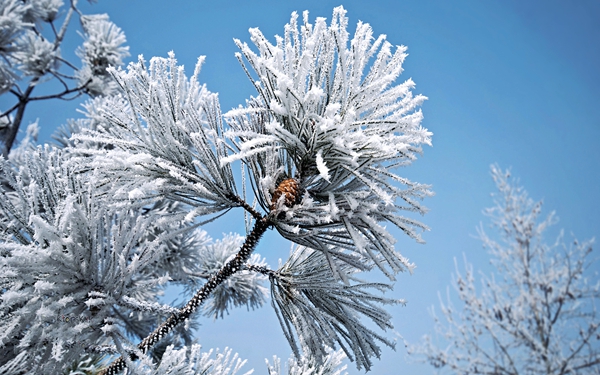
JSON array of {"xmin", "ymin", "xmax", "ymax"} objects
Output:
[{"xmin": 5, "ymin": 0, "xmax": 600, "ymax": 373}]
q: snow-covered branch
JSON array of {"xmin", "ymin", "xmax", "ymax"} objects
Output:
[
  {"xmin": 71, "ymin": 53, "xmax": 240, "ymax": 220},
  {"xmin": 411, "ymin": 165, "xmax": 600, "ymax": 374},
  {"xmin": 2, "ymin": 6, "xmax": 432, "ymax": 374},
  {"xmin": 226, "ymin": 6, "xmax": 432, "ymax": 280},
  {"xmin": 0, "ymin": 147, "xmax": 195, "ymax": 373},
  {"xmin": 266, "ymin": 348, "xmax": 348, "ymax": 375}
]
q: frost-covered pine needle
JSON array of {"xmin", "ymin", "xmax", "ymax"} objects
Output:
[{"xmin": 226, "ymin": 6, "xmax": 432, "ymax": 280}]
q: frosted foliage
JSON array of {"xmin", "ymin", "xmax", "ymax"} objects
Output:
[
  {"xmin": 265, "ymin": 348, "xmax": 347, "ymax": 375},
  {"xmin": 63, "ymin": 355, "xmax": 110, "ymax": 375},
  {"xmin": 26, "ymin": 0, "xmax": 64, "ymax": 23},
  {"xmin": 7, "ymin": 120, "xmax": 38, "ymax": 164},
  {"xmin": 11, "ymin": 30, "xmax": 59, "ymax": 76},
  {"xmin": 53, "ymin": 94, "xmax": 126, "ymax": 148},
  {"xmin": 78, "ymin": 14, "xmax": 129, "ymax": 74},
  {"xmin": 411, "ymin": 165, "xmax": 600, "ymax": 374},
  {"xmin": 76, "ymin": 14, "xmax": 129, "ymax": 96},
  {"xmin": 0, "ymin": 6, "xmax": 434, "ymax": 374},
  {"xmin": 226, "ymin": 6, "xmax": 432, "ymax": 280},
  {"xmin": 1, "ymin": 0, "xmax": 131, "ymax": 155},
  {"xmin": 0, "ymin": 351, "xmax": 29, "ymax": 375},
  {"xmin": 270, "ymin": 247, "xmax": 402, "ymax": 371},
  {"xmin": 76, "ymin": 63, "xmax": 121, "ymax": 97},
  {"xmin": 0, "ymin": 0, "xmax": 28, "ymax": 92},
  {"xmin": 72, "ymin": 53, "xmax": 239, "ymax": 219},
  {"xmin": 0, "ymin": 60, "xmax": 17, "ymax": 93},
  {"xmin": 194, "ymin": 234, "xmax": 268, "ymax": 319},
  {"xmin": 0, "ymin": 0, "xmax": 29, "ymax": 53},
  {"xmin": 148, "ymin": 345, "xmax": 253, "ymax": 375},
  {"xmin": 0, "ymin": 148, "xmax": 196, "ymax": 373},
  {"xmin": 144, "ymin": 223, "xmax": 213, "ymax": 284}
]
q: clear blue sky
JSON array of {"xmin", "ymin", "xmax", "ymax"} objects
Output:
[{"xmin": 8, "ymin": 1, "xmax": 600, "ymax": 374}]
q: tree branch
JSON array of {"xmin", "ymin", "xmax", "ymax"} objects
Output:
[
  {"xmin": 55, "ymin": 0, "xmax": 78, "ymax": 50},
  {"xmin": 227, "ymin": 193, "xmax": 264, "ymax": 221},
  {"xmin": 28, "ymin": 79, "xmax": 90, "ymax": 102},
  {"xmin": 98, "ymin": 215, "xmax": 272, "ymax": 375},
  {"xmin": 1, "ymin": 82, "xmax": 36, "ymax": 157}
]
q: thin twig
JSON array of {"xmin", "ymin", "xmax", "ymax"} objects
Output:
[
  {"xmin": 55, "ymin": 56, "xmax": 79, "ymax": 71},
  {"xmin": 28, "ymin": 81, "xmax": 89, "ymax": 102},
  {"xmin": 0, "ymin": 102, "xmax": 20, "ymax": 119},
  {"xmin": 54, "ymin": 0, "xmax": 78, "ymax": 50},
  {"xmin": 49, "ymin": 71, "xmax": 70, "ymax": 92},
  {"xmin": 227, "ymin": 193, "xmax": 264, "ymax": 221}
]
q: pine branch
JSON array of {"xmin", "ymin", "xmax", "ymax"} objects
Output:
[
  {"xmin": 225, "ymin": 6, "xmax": 432, "ymax": 280},
  {"xmin": 227, "ymin": 193, "xmax": 264, "ymax": 221},
  {"xmin": 244, "ymin": 263, "xmax": 276, "ymax": 277},
  {"xmin": 98, "ymin": 216, "xmax": 272, "ymax": 375}
]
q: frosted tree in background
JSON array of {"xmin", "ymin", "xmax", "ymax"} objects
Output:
[
  {"xmin": 411, "ymin": 165, "xmax": 600, "ymax": 374},
  {"xmin": 1, "ymin": 5, "xmax": 432, "ymax": 375},
  {"xmin": 0, "ymin": 0, "xmax": 129, "ymax": 157}
]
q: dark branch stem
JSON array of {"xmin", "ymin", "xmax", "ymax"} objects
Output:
[
  {"xmin": 1, "ymin": 82, "xmax": 36, "ymax": 158},
  {"xmin": 227, "ymin": 193, "xmax": 264, "ymax": 221},
  {"xmin": 56, "ymin": 56, "xmax": 79, "ymax": 71},
  {"xmin": 1, "ymin": 77, "xmax": 90, "ymax": 156},
  {"xmin": 1, "ymin": 102, "xmax": 20, "ymax": 119},
  {"xmin": 245, "ymin": 263, "xmax": 277, "ymax": 277},
  {"xmin": 55, "ymin": 0, "xmax": 78, "ymax": 51},
  {"xmin": 28, "ymin": 80, "xmax": 90, "ymax": 102},
  {"xmin": 98, "ymin": 216, "xmax": 271, "ymax": 375},
  {"xmin": 0, "ymin": 0, "xmax": 80, "ymax": 157},
  {"xmin": 50, "ymin": 20, "xmax": 59, "ymax": 39},
  {"xmin": 50, "ymin": 70, "xmax": 70, "ymax": 92}
]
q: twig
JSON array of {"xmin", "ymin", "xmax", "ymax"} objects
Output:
[
  {"xmin": 55, "ymin": 56, "xmax": 79, "ymax": 71},
  {"xmin": 54, "ymin": 0, "xmax": 78, "ymax": 50},
  {"xmin": 28, "ymin": 79, "xmax": 90, "ymax": 102},
  {"xmin": 227, "ymin": 193, "xmax": 264, "ymax": 221}
]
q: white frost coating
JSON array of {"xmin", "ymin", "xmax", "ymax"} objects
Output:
[
  {"xmin": 0, "ymin": 148, "xmax": 232, "ymax": 373},
  {"xmin": 316, "ymin": 149, "xmax": 330, "ymax": 182},
  {"xmin": 227, "ymin": 5, "xmax": 433, "ymax": 282},
  {"xmin": 270, "ymin": 246, "xmax": 402, "ymax": 371},
  {"xmin": 128, "ymin": 188, "xmax": 145, "ymax": 200},
  {"xmin": 266, "ymin": 347, "xmax": 348, "ymax": 375},
  {"xmin": 195, "ymin": 234, "xmax": 268, "ymax": 319},
  {"xmin": 153, "ymin": 345, "xmax": 253, "ymax": 375}
]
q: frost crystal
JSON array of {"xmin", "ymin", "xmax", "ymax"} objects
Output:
[
  {"xmin": 78, "ymin": 14, "xmax": 129, "ymax": 75},
  {"xmin": 72, "ymin": 53, "xmax": 239, "ymax": 219},
  {"xmin": 0, "ymin": 148, "xmax": 202, "ymax": 372},
  {"xmin": 1, "ymin": 6, "xmax": 436, "ymax": 374},
  {"xmin": 266, "ymin": 348, "xmax": 347, "ymax": 375}
]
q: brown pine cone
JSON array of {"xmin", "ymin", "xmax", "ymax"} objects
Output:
[{"xmin": 270, "ymin": 178, "xmax": 300, "ymax": 211}]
